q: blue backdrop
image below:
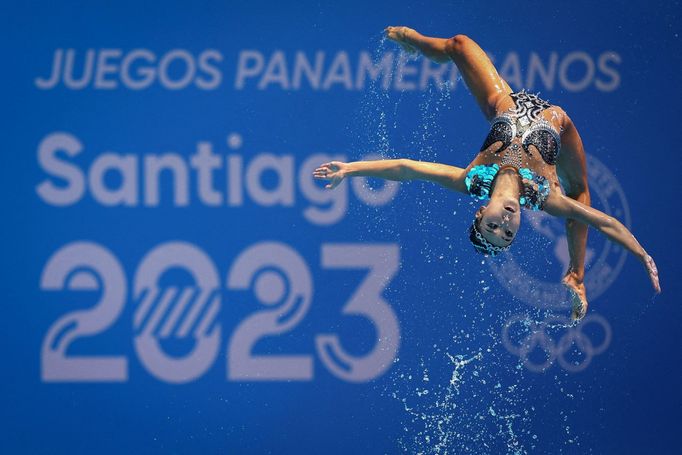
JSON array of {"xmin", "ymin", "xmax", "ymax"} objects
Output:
[{"xmin": 2, "ymin": 1, "xmax": 681, "ymax": 453}]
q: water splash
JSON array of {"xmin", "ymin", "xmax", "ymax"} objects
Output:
[{"xmin": 387, "ymin": 345, "xmax": 534, "ymax": 454}]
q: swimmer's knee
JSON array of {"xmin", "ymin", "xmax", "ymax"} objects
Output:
[{"xmin": 445, "ymin": 34, "xmax": 471, "ymax": 57}]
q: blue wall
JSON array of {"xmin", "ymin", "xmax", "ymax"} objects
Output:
[{"xmin": 2, "ymin": 1, "xmax": 681, "ymax": 453}]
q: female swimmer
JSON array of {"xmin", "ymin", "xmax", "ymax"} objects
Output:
[{"xmin": 314, "ymin": 27, "xmax": 660, "ymax": 320}]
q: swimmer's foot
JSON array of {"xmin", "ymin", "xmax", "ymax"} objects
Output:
[
  {"xmin": 385, "ymin": 26, "xmax": 418, "ymax": 54},
  {"xmin": 562, "ymin": 273, "xmax": 588, "ymax": 321}
]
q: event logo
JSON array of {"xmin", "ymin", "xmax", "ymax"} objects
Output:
[
  {"xmin": 489, "ymin": 153, "xmax": 631, "ymax": 309},
  {"xmin": 35, "ymin": 49, "xmax": 223, "ymax": 90},
  {"xmin": 40, "ymin": 241, "xmax": 401, "ymax": 383},
  {"xmin": 35, "ymin": 132, "xmax": 398, "ymax": 225},
  {"xmin": 36, "ymin": 128, "xmax": 403, "ymax": 384},
  {"xmin": 502, "ymin": 313, "xmax": 611, "ymax": 373},
  {"xmin": 34, "ymin": 48, "xmax": 622, "ymax": 92}
]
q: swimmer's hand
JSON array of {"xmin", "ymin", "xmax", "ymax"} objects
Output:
[
  {"xmin": 643, "ymin": 254, "xmax": 661, "ymax": 294},
  {"xmin": 562, "ymin": 272, "xmax": 588, "ymax": 321},
  {"xmin": 313, "ymin": 161, "xmax": 348, "ymax": 189},
  {"xmin": 384, "ymin": 26, "xmax": 418, "ymax": 54}
]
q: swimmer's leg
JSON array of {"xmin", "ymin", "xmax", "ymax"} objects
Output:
[
  {"xmin": 385, "ymin": 27, "xmax": 512, "ymax": 119},
  {"xmin": 385, "ymin": 26, "xmax": 450, "ymax": 62}
]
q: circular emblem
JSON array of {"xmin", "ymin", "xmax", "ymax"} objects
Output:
[{"xmin": 488, "ymin": 153, "xmax": 631, "ymax": 309}]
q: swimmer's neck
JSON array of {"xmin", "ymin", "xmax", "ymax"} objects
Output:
[{"xmin": 490, "ymin": 167, "xmax": 521, "ymax": 201}]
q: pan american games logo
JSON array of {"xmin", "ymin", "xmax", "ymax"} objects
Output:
[
  {"xmin": 36, "ymin": 132, "xmax": 403, "ymax": 384},
  {"xmin": 492, "ymin": 153, "xmax": 629, "ymax": 372}
]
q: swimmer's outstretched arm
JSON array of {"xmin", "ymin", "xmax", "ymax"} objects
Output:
[
  {"xmin": 385, "ymin": 26, "xmax": 512, "ymax": 119},
  {"xmin": 313, "ymin": 159, "xmax": 468, "ymax": 192},
  {"xmin": 544, "ymin": 193, "xmax": 661, "ymax": 294}
]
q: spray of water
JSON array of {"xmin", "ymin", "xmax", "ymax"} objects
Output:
[{"xmin": 352, "ymin": 34, "xmax": 589, "ymax": 454}]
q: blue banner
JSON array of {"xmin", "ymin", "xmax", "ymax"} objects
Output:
[{"xmin": 2, "ymin": 1, "xmax": 681, "ymax": 453}]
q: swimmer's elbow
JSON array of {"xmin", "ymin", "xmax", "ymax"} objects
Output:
[
  {"xmin": 397, "ymin": 159, "xmax": 414, "ymax": 180},
  {"xmin": 598, "ymin": 216, "xmax": 616, "ymax": 232}
]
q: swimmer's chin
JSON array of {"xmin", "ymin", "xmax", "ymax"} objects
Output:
[{"xmin": 503, "ymin": 198, "xmax": 520, "ymax": 212}]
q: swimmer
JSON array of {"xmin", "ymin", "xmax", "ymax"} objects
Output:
[{"xmin": 314, "ymin": 27, "xmax": 660, "ymax": 320}]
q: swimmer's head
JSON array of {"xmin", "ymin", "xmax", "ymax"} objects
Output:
[{"xmin": 468, "ymin": 197, "xmax": 520, "ymax": 257}]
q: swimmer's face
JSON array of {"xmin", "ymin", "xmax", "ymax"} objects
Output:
[{"xmin": 475, "ymin": 199, "xmax": 521, "ymax": 247}]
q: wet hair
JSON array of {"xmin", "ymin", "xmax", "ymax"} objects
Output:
[{"xmin": 468, "ymin": 217, "xmax": 513, "ymax": 257}]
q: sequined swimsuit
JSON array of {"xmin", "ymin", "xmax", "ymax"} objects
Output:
[
  {"xmin": 465, "ymin": 91, "xmax": 560, "ymax": 211},
  {"xmin": 480, "ymin": 90, "xmax": 561, "ymax": 165}
]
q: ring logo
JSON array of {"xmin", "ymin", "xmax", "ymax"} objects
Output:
[
  {"xmin": 488, "ymin": 153, "xmax": 630, "ymax": 309},
  {"xmin": 502, "ymin": 313, "xmax": 612, "ymax": 372}
]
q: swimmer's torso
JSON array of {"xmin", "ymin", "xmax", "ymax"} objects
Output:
[
  {"xmin": 463, "ymin": 90, "xmax": 567, "ymax": 211},
  {"xmin": 470, "ymin": 90, "xmax": 564, "ymax": 181}
]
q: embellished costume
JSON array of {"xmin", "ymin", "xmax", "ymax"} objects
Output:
[
  {"xmin": 467, "ymin": 90, "xmax": 557, "ymax": 212},
  {"xmin": 480, "ymin": 90, "xmax": 561, "ymax": 166}
]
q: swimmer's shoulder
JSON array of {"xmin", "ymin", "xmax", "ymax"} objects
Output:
[{"xmin": 546, "ymin": 105, "xmax": 572, "ymax": 136}]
